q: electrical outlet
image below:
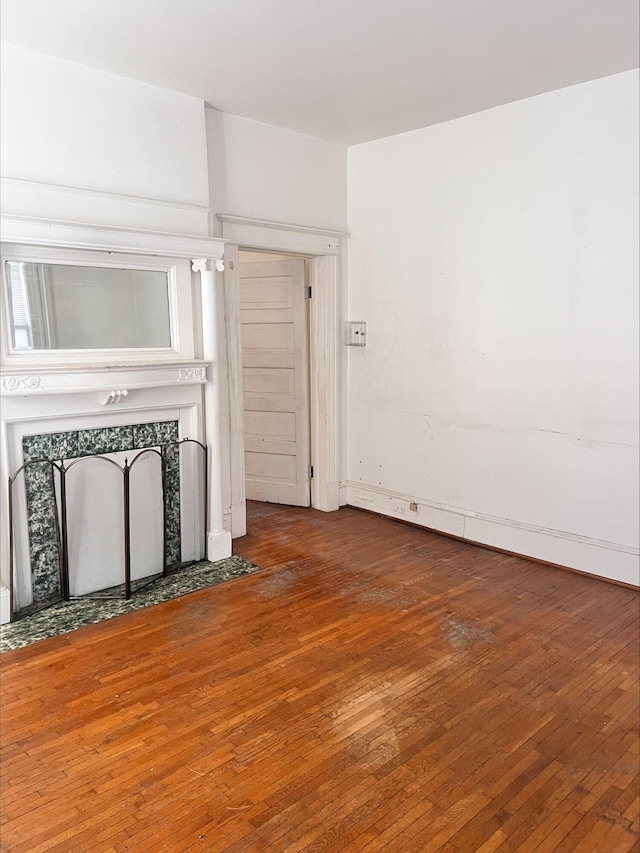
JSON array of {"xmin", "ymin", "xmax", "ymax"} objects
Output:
[
  {"xmin": 392, "ymin": 502, "xmax": 406, "ymax": 514},
  {"xmin": 347, "ymin": 321, "xmax": 367, "ymax": 346}
]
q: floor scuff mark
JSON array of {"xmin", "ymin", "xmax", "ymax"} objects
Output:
[
  {"xmin": 253, "ymin": 565, "xmax": 298, "ymax": 598},
  {"xmin": 443, "ymin": 617, "xmax": 496, "ymax": 650}
]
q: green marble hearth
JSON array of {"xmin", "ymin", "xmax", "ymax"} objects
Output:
[{"xmin": 0, "ymin": 557, "xmax": 261, "ymax": 653}]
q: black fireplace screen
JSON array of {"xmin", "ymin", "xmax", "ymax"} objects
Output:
[{"xmin": 8, "ymin": 439, "xmax": 207, "ymax": 621}]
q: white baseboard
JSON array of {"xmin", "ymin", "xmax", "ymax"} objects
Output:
[
  {"xmin": 206, "ymin": 530, "xmax": 233, "ymax": 562},
  {"xmin": 338, "ymin": 481, "xmax": 349, "ymax": 506},
  {"xmin": 0, "ymin": 585, "xmax": 10, "ymax": 625},
  {"xmin": 348, "ymin": 482, "xmax": 465, "ymax": 537},
  {"xmin": 346, "ymin": 482, "xmax": 639, "ymax": 587}
]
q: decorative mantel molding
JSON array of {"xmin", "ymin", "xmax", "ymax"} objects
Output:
[
  {"xmin": 1, "ymin": 375, "xmax": 41, "ymax": 393},
  {"xmin": 178, "ymin": 367, "xmax": 207, "ymax": 382},
  {"xmin": 192, "ymin": 258, "xmax": 225, "ymax": 273},
  {"xmin": 102, "ymin": 390, "xmax": 129, "ymax": 405},
  {"xmin": 195, "ymin": 254, "xmax": 232, "ymax": 561},
  {"xmin": 0, "ymin": 361, "xmax": 210, "ymax": 397}
]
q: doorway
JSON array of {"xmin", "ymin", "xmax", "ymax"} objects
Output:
[
  {"xmin": 238, "ymin": 250, "xmax": 311, "ymax": 508},
  {"xmin": 219, "ymin": 214, "xmax": 342, "ymax": 541}
]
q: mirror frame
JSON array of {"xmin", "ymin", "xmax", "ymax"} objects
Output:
[{"xmin": 0, "ymin": 244, "xmax": 195, "ymax": 366}]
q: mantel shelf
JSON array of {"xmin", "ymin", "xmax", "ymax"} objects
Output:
[{"xmin": 0, "ymin": 360, "xmax": 211, "ymax": 396}]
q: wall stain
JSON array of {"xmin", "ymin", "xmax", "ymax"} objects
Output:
[{"xmin": 398, "ymin": 411, "xmax": 635, "ymax": 448}]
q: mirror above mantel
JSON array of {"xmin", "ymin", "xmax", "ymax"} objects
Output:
[
  {"xmin": 1, "ymin": 244, "xmax": 192, "ymax": 367},
  {"xmin": 0, "ymin": 214, "xmax": 227, "ymax": 368},
  {"xmin": 5, "ymin": 259, "xmax": 172, "ymax": 351}
]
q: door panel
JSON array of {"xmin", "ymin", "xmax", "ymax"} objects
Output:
[
  {"xmin": 241, "ymin": 323, "xmax": 295, "ymax": 367},
  {"xmin": 240, "ymin": 276, "xmax": 293, "ymax": 308},
  {"xmin": 243, "ymin": 367, "xmax": 295, "ymax": 398},
  {"xmin": 240, "ymin": 259, "xmax": 310, "ymax": 506},
  {"xmin": 244, "ymin": 451, "xmax": 297, "ymax": 482},
  {"xmin": 244, "ymin": 411, "xmax": 296, "ymax": 441}
]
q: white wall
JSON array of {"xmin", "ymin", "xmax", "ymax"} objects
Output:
[
  {"xmin": 0, "ymin": 45, "xmax": 210, "ymax": 233},
  {"xmin": 0, "ymin": 47, "xmax": 349, "ymax": 234},
  {"xmin": 206, "ymin": 108, "xmax": 347, "ymax": 232},
  {"xmin": 347, "ymin": 70, "xmax": 639, "ymax": 585}
]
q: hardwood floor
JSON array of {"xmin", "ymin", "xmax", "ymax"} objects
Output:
[{"xmin": 1, "ymin": 502, "xmax": 638, "ymax": 852}]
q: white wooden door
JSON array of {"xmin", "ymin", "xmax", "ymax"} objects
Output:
[{"xmin": 240, "ymin": 258, "xmax": 310, "ymax": 506}]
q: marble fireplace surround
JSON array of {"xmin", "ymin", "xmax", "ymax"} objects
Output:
[
  {"xmin": 0, "ymin": 217, "xmax": 232, "ymax": 624},
  {"xmin": 20, "ymin": 418, "xmax": 183, "ymax": 611}
]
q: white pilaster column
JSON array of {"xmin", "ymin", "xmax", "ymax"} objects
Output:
[{"xmin": 192, "ymin": 258, "xmax": 232, "ymax": 561}]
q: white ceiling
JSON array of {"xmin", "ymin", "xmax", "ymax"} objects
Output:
[{"xmin": 1, "ymin": 0, "xmax": 638, "ymax": 146}]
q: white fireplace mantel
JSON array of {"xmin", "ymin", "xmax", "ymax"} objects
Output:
[
  {"xmin": 0, "ymin": 366, "xmax": 208, "ymax": 616},
  {"xmin": 0, "ymin": 216, "xmax": 232, "ymax": 622},
  {"xmin": 0, "ymin": 360, "xmax": 211, "ymax": 399}
]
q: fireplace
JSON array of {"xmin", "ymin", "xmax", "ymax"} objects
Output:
[
  {"xmin": 11, "ymin": 420, "xmax": 204, "ymax": 617},
  {"xmin": 0, "ymin": 216, "xmax": 231, "ymax": 624},
  {"xmin": 3, "ymin": 368, "xmax": 208, "ymax": 619}
]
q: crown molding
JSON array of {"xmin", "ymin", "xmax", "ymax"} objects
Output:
[{"xmin": 0, "ymin": 177, "xmax": 211, "ymax": 214}]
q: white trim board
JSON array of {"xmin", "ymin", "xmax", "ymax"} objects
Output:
[
  {"xmin": 1, "ymin": 178, "xmax": 212, "ymax": 235},
  {"xmin": 1, "ymin": 178, "xmax": 211, "ymax": 214},
  {"xmin": 347, "ymin": 482, "xmax": 640, "ymax": 587},
  {"xmin": 218, "ymin": 214, "xmax": 344, "ymax": 256},
  {"xmin": 1, "ymin": 215, "xmax": 225, "ymax": 259},
  {"xmin": 0, "ymin": 585, "xmax": 9, "ymax": 625}
]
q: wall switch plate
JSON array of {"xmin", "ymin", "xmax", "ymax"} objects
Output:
[{"xmin": 347, "ymin": 321, "xmax": 367, "ymax": 346}]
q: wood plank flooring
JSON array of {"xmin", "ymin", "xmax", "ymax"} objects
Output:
[{"xmin": 1, "ymin": 502, "xmax": 638, "ymax": 852}]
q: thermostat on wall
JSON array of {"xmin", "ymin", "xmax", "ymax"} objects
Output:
[{"xmin": 347, "ymin": 321, "xmax": 367, "ymax": 346}]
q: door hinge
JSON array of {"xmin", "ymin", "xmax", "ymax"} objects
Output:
[
  {"xmin": 305, "ymin": 285, "xmax": 312, "ymax": 299},
  {"xmin": 309, "ymin": 466, "xmax": 314, "ymax": 478}
]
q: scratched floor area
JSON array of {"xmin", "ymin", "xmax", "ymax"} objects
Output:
[{"xmin": 0, "ymin": 502, "xmax": 638, "ymax": 852}]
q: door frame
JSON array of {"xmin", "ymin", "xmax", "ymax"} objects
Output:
[{"xmin": 218, "ymin": 214, "xmax": 345, "ymax": 538}]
